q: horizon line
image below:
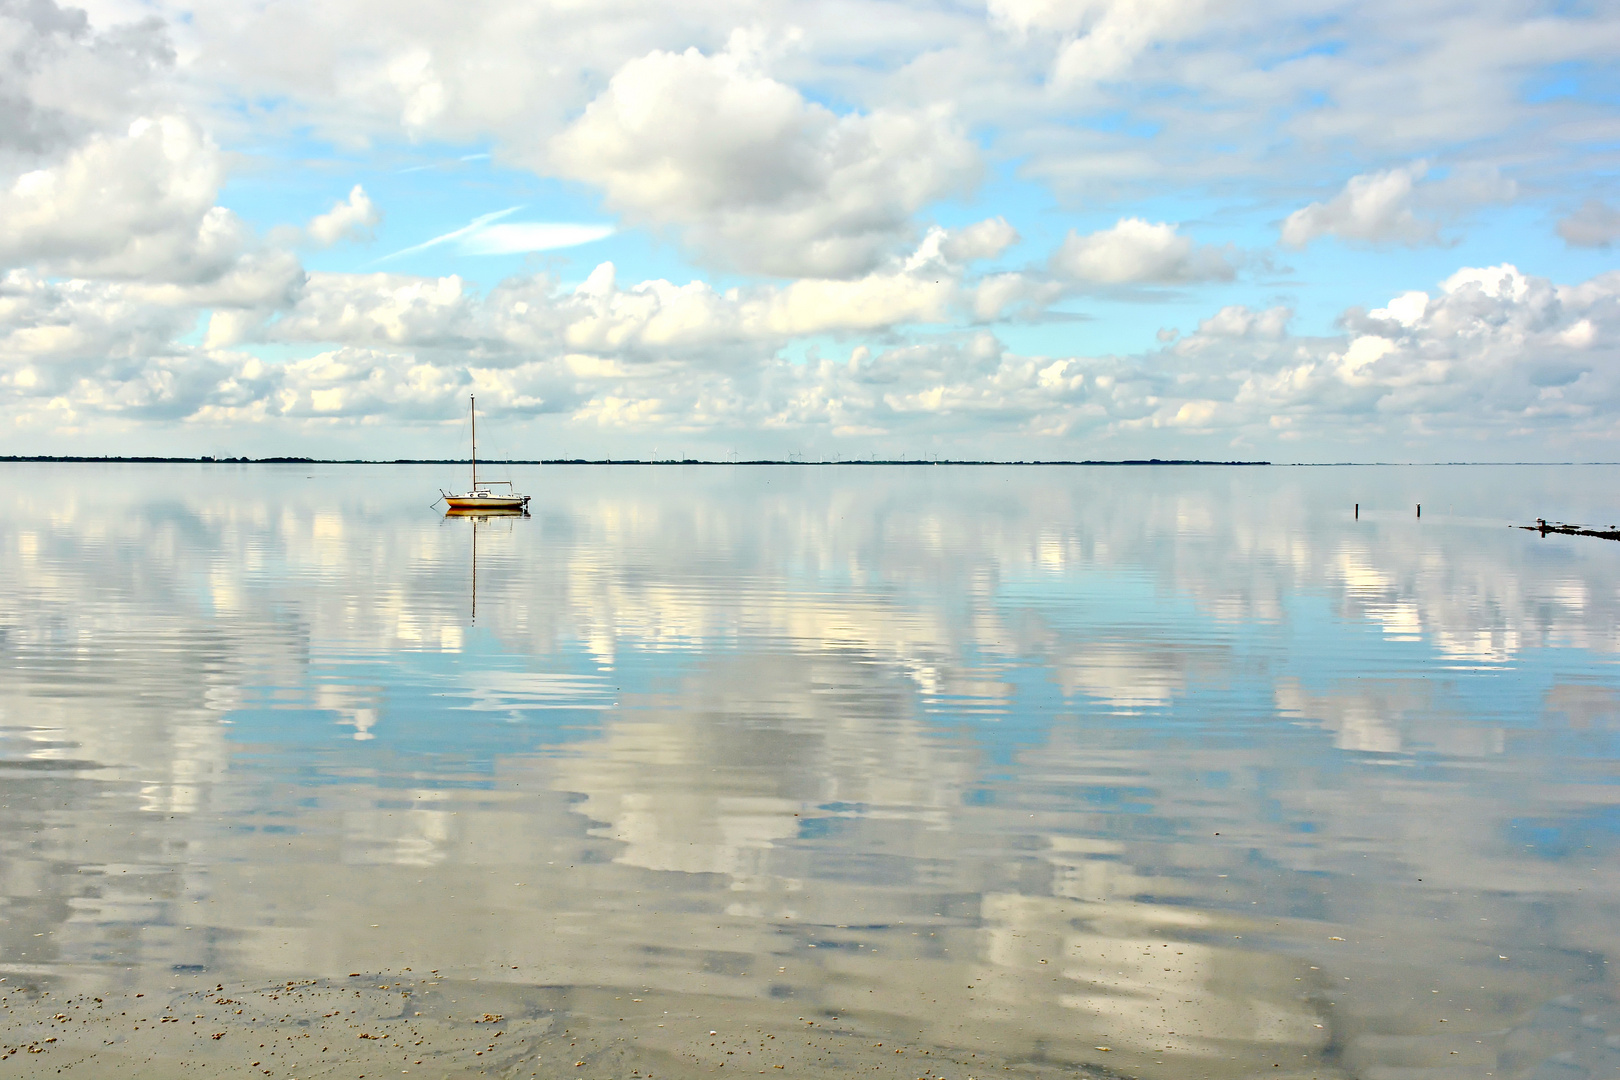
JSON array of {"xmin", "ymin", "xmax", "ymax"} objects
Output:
[
  {"xmin": 6, "ymin": 456, "xmax": 1620, "ymax": 466},
  {"xmin": 1, "ymin": 455, "xmax": 1275, "ymax": 466}
]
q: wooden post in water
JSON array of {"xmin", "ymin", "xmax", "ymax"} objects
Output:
[
  {"xmin": 1416, "ymin": 504, "xmax": 1421, "ymax": 518},
  {"xmin": 1355, "ymin": 503, "xmax": 1359, "ymax": 519}
]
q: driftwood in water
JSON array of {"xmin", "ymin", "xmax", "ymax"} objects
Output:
[{"xmin": 1521, "ymin": 520, "xmax": 1620, "ymax": 541}]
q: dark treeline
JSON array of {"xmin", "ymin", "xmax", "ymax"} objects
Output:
[{"xmin": 1, "ymin": 456, "xmax": 1272, "ymax": 466}]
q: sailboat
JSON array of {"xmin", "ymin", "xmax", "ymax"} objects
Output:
[{"xmin": 439, "ymin": 395, "xmax": 530, "ymax": 512}]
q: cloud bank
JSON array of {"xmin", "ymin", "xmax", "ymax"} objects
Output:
[{"xmin": 6, "ymin": 248, "xmax": 1618, "ymax": 458}]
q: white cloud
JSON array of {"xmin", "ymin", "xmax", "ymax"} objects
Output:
[
  {"xmin": 1435, "ymin": 164, "xmax": 1517, "ymax": 207},
  {"xmin": 1051, "ymin": 218, "xmax": 1235, "ymax": 285},
  {"xmin": 1193, "ymin": 305, "xmax": 1290, "ymax": 339},
  {"xmin": 0, "ymin": 0, "xmax": 173, "ymax": 159},
  {"xmin": 0, "ymin": 111, "xmax": 304, "ymax": 338},
  {"xmin": 1051, "ymin": 0, "xmax": 1207, "ymax": 85},
  {"xmin": 0, "ymin": 272, "xmax": 190, "ymax": 370},
  {"xmin": 941, "ymin": 217, "xmax": 1020, "ymax": 263},
  {"xmin": 1228, "ymin": 264, "xmax": 1620, "ymax": 439},
  {"xmin": 307, "ymin": 184, "xmax": 380, "ymax": 246},
  {"xmin": 1438, "ymin": 263, "xmax": 1531, "ymax": 302},
  {"xmin": 45, "ymin": 0, "xmax": 1609, "ymax": 237},
  {"xmin": 269, "ymin": 252, "xmax": 963, "ymax": 360},
  {"xmin": 269, "ymin": 272, "xmax": 475, "ymax": 348},
  {"xmin": 987, "ymin": 0, "xmax": 1093, "ymax": 35},
  {"xmin": 1281, "ymin": 163, "xmax": 1438, "ymax": 248},
  {"xmin": 268, "ymin": 347, "xmax": 574, "ymax": 421},
  {"xmin": 986, "ymin": 0, "xmax": 1207, "ymax": 86},
  {"xmin": 549, "ymin": 40, "xmax": 979, "ymax": 278},
  {"xmin": 0, "ymin": 115, "xmax": 248, "ymax": 281},
  {"xmin": 1281, "ymin": 162, "xmax": 1519, "ymax": 249},
  {"xmin": 1558, "ymin": 199, "xmax": 1620, "ymax": 249},
  {"xmin": 11, "ymin": 258, "xmax": 1618, "ymax": 460},
  {"xmin": 970, "ymin": 272, "xmax": 1065, "ymax": 321}
]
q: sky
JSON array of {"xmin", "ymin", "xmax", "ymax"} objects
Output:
[{"xmin": 1, "ymin": 0, "xmax": 1618, "ymax": 461}]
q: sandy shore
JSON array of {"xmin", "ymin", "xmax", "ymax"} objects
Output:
[{"xmin": 0, "ymin": 972, "xmax": 1130, "ymax": 1080}]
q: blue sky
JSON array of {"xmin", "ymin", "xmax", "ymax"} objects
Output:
[{"xmin": 0, "ymin": 0, "xmax": 1617, "ymax": 460}]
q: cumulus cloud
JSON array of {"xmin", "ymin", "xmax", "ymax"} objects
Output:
[
  {"xmin": 1437, "ymin": 163, "xmax": 1517, "ymax": 207},
  {"xmin": 0, "ymin": 3, "xmax": 308, "ymax": 331},
  {"xmin": 1281, "ymin": 161, "xmax": 1521, "ymax": 249},
  {"xmin": 11, "ymin": 257, "xmax": 1619, "ymax": 459},
  {"xmin": 549, "ymin": 39, "xmax": 979, "ymax": 278},
  {"xmin": 0, "ymin": 0, "xmax": 173, "ymax": 159},
  {"xmin": 0, "ymin": 114, "xmax": 266, "ymax": 285},
  {"xmin": 0, "ymin": 271, "xmax": 192, "ymax": 373},
  {"xmin": 1193, "ymin": 305, "xmax": 1290, "ymax": 339},
  {"xmin": 1050, "ymin": 218, "xmax": 1235, "ymax": 285},
  {"xmin": 969, "ymin": 272, "xmax": 1066, "ymax": 321},
  {"xmin": 1281, "ymin": 163, "xmax": 1439, "ymax": 248},
  {"xmin": 987, "ymin": 0, "xmax": 1095, "ymax": 35},
  {"xmin": 267, "ymin": 347, "xmax": 578, "ymax": 421},
  {"xmin": 986, "ymin": 0, "xmax": 1206, "ymax": 85},
  {"xmin": 941, "ymin": 217, "xmax": 1020, "ymax": 263},
  {"xmin": 1052, "ymin": 0, "xmax": 1206, "ymax": 85},
  {"xmin": 1558, "ymin": 199, "xmax": 1620, "ymax": 249},
  {"xmin": 268, "ymin": 272, "xmax": 476, "ymax": 349},
  {"xmin": 0, "ymin": 270, "xmax": 570, "ymax": 427},
  {"xmin": 247, "ymin": 223, "xmax": 1048, "ymax": 369},
  {"xmin": 306, "ymin": 185, "xmax": 380, "ymax": 246},
  {"xmin": 35, "ymin": 0, "xmax": 1609, "ymax": 238},
  {"xmin": 1232, "ymin": 264, "xmax": 1620, "ymax": 442},
  {"xmin": 266, "ymin": 257, "xmax": 961, "ymax": 360}
]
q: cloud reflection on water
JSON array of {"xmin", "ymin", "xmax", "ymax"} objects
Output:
[{"xmin": 0, "ymin": 463, "xmax": 1618, "ymax": 1078}]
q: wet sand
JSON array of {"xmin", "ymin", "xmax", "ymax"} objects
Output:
[{"xmin": 0, "ymin": 974, "xmax": 1134, "ymax": 1080}]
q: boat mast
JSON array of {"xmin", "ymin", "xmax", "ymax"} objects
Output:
[{"xmin": 470, "ymin": 395, "xmax": 477, "ymax": 490}]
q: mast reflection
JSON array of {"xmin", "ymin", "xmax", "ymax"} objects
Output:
[{"xmin": 443, "ymin": 504, "xmax": 526, "ymax": 621}]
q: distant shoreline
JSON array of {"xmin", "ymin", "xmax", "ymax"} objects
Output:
[
  {"xmin": 9, "ymin": 458, "xmax": 1620, "ymax": 467},
  {"xmin": 0, "ymin": 455, "xmax": 1274, "ymax": 466}
]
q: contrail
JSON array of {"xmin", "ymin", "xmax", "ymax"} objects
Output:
[{"xmin": 369, "ymin": 206, "xmax": 523, "ymax": 265}]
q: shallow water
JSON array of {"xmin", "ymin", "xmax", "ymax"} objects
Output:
[{"xmin": 1, "ymin": 463, "xmax": 1618, "ymax": 1079}]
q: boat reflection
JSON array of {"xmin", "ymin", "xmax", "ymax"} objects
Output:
[
  {"xmin": 442, "ymin": 506, "xmax": 528, "ymax": 520},
  {"xmin": 443, "ymin": 503, "xmax": 526, "ymax": 621}
]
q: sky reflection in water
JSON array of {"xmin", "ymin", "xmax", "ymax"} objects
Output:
[{"xmin": 1, "ymin": 463, "xmax": 1618, "ymax": 1079}]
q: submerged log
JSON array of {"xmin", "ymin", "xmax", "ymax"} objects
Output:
[{"xmin": 1521, "ymin": 520, "xmax": 1620, "ymax": 541}]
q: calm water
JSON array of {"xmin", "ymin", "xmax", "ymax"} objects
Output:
[{"xmin": 2, "ymin": 463, "xmax": 1619, "ymax": 1079}]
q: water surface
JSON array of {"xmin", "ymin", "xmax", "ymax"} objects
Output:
[{"xmin": 2, "ymin": 463, "xmax": 1618, "ymax": 1079}]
